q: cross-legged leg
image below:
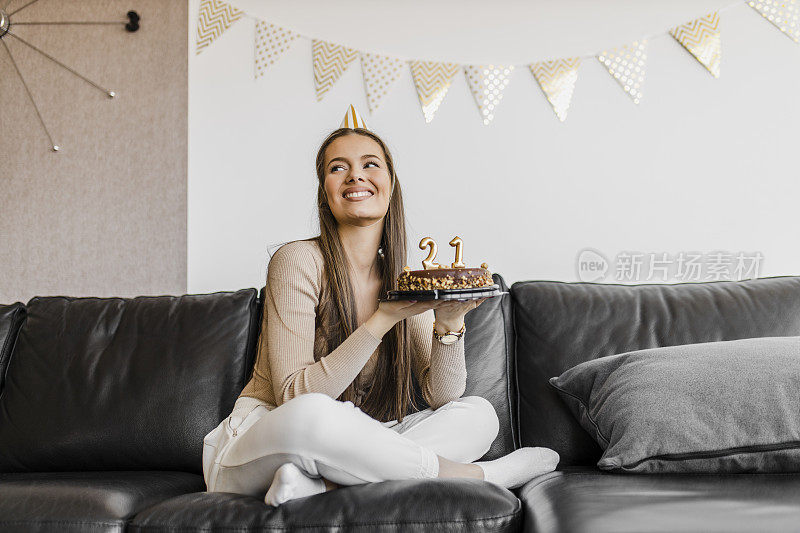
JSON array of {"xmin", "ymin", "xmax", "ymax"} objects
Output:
[
  {"xmin": 205, "ymin": 392, "xmax": 441, "ymax": 499},
  {"xmin": 385, "ymin": 395, "xmax": 560, "ymax": 489},
  {"xmin": 269, "ymin": 395, "xmax": 496, "ymax": 495},
  {"xmin": 385, "ymin": 395, "xmax": 501, "ymax": 463}
]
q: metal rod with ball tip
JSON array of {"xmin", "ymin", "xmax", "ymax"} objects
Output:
[{"xmin": 0, "ymin": 4, "xmax": 138, "ymax": 151}]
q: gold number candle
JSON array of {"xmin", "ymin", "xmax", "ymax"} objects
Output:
[
  {"xmin": 419, "ymin": 237, "xmax": 441, "ymax": 270},
  {"xmin": 449, "ymin": 236, "xmax": 465, "ymax": 268}
]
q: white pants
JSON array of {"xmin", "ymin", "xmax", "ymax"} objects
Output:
[{"xmin": 202, "ymin": 392, "xmax": 500, "ymax": 498}]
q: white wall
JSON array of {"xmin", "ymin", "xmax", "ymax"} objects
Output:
[{"xmin": 188, "ymin": 0, "xmax": 800, "ymax": 293}]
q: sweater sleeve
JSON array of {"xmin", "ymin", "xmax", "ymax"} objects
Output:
[
  {"xmin": 408, "ymin": 309, "xmax": 467, "ymax": 410},
  {"xmin": 265, "ymin": 242, "xmax": 383, "ymax": 406}
]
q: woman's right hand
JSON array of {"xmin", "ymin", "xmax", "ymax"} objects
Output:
[
  {"xmin": 364, "ymin": 299, "xmax": 440, "ymax": 339},
  {"xmin": 377, "ymin": 299, "xmax": 440, "ymax": 323}
]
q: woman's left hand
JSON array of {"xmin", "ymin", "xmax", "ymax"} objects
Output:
[{"xmin": 433, "ymin": 298, "xmax": 488, "ymax": 331}]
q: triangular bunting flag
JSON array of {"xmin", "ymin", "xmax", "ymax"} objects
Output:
[
  {"xmin": 597, "ymin": 40, "xmax": 648, "ymax": 104},
  {"xmin": 361, "ymin": 53, "xmax": 405, "ymax": 113},
  {"xmin": 196, "ymin": 0, "xmax": 245, "ymax": 55},
  {"xmin": 530, "ymin": 58, "xmax": 581, "ymax": 122},
  {"xmin": 409, "ymin": 61, "xmax": 460, "ymax": 123},
  {"xmin": 670, "ymin": 12, "xmax": 721, "ymax": 78},
  {"xmin": 748, "ymin": 0, "xmax": 800, "ymax": 42},
  {"xmin": 255, "ymin": 20, "xmax": 301, "ymax": 78},
  {"xmin": 464, "ymin": 65, "xmax": 515, "ymax": 125},
  {"xmin": 313, "ymin": 40, "xmax": 359, "ymax": 101}
]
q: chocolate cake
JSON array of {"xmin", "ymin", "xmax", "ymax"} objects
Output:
[{"xmin": 397, "ymin": 263, "xmax": 494, "ymax": 291}]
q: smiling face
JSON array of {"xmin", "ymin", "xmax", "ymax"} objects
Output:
[{"xmin": 322, "ymin": 133, "xmax": 392, "ymax": 228}]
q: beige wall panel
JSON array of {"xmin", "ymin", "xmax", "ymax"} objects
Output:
[{"xmin": 0, "ymin": 0, "xmax": 187, "ymax": 302}]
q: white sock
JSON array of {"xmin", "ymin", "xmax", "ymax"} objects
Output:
[
  {"xmin": 474, "ymin": 447, "xmax": 560, "ymax": 490},
  {"xmin": 264, "ymin": 462, "xmax": 327, "ymax": 507}
]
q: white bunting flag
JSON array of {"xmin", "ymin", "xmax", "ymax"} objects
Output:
[
  {"xmin": 670, "ymin": 12, "xmax": 722, "ymax": 78},
  {"xmin": 530, "ymin": 58, "xmax": 581, "ymax": 121},
  {"xmin": 360, "ymin": 53, "xmax": 405, "ymax": 113},
  {"xmin": 313, "ymin": 40, "xmax": 359, "ymax": 101},
  {"xmin": 597, "ymin": 40, "xmax": 648, "ymax": 104},
  {"xmin": 748, "ymin": 0, "xmax": 800, "ymax": 42},
  {"xmin": 464, "ymin": 65, "xmax": 515, "ymax": 125},
  {"xmin": 196, "ymin": 0, "xmax": 244, "ymax": 55},
  {"xmin": 409, "ymin": 61, "xmax": 460, "ymax": 123},
  {"xmin": 254, "ymin": 21, "xmax": 301, "ymax": 78}
]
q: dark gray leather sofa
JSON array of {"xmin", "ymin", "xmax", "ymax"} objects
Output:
[{"xmin": 1, "ymin": 274, "xmax": 799, "ymax": 532}]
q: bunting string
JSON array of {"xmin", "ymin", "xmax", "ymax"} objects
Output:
[{"xmin": 194, "ymin": 1, "xmax": 795, "ymax": 124}]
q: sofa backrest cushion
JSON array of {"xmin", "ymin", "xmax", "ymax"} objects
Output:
[
  {"xmin": 0, "ymin": 290, "xmax": 260, "ymax": 473},
  {"xmin": 462, "ymin": 273, "xmax": 517, "ymax": 460},
  {"xmin": 511, "ymin": 276, "xmax": 800, "ymax": 466},
  {"xmin": 0, "ymin": 303, "xmax": 27, "ymax": 393}
]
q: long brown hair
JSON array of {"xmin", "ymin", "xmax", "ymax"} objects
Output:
[{"xmin": 311, "ymin": 127, "xmax": 420, "ymax": 423}]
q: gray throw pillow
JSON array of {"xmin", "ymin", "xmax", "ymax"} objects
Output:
[{"xmin": 549, "ymin": 336, "xmax": 800, "ymax": 473}]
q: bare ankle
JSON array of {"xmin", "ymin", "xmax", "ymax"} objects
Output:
[
  {"xmin": 322, "ymin": 477, "xmax": 338, "ymax": 491},
  {"xmin": 436, "ymin": 455, "xmax": 484, "ymax": 480}
]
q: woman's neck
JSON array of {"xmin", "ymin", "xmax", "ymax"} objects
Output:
[{"xmin": 338, "ymin": 221, "xmax": 382, "ymax": 278}]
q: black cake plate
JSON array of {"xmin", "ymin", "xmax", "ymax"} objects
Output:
[{"xmin": 382, "ymin": 284, "xmax": 507, "ymax": 302}]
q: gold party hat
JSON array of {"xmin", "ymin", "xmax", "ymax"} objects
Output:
[{"xmin": 340, "ymin": 104, "xmax": 369, "ymax": 129}]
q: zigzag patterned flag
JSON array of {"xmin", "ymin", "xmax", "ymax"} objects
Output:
[
  {"xmin": 670, "ymin": 12, "xmax": 722, "ymax": 78},
  {"xmin": 597, "ymin": 40, "xmax": 648, "ymax": 104},
  {"xmin": 530, "ymin": 58, "xmax": 581, "ymax": 122},
  {"xmin": 361, "ymin": 53, "xmax": 405, "ymax": 113},
  {"xmin": 748, "ymin": 0, "xmax": 800, "ymax": 42},
  {"xmin": 464, "ymin": 65, "xmax": 515, "ymax": 125},
  {"xmin": 313, "ymin": 40, "xmax": 359, "ymax": 101},
  {"xmin": 196, "ymin": 0, "xmax": 244, "ymax": 55},
  {"xmin": 409, "ymin": 61, "xmax": 460, "ymax": 123},
  {"xmin": 255, "ymin": 20, "xmax": 301, "ymax": 79}
]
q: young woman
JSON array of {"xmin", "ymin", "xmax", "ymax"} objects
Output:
[{"xmin": 202, "ymin": 126, "xmax": 559, "ymax": 507}]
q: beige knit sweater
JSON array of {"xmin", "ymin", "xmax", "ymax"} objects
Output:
[{"xmin": 233, "ymin": 238, "xmax": 467, "ymax": 421}]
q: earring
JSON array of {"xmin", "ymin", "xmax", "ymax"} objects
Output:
[{"xmin": 378, "ymin": 246, "xmax": 385, "ymax": 258}]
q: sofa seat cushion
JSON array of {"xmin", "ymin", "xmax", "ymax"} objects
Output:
[
  {"xmin": 517, "ymin": 468, "xmax": 800, "ymax": 533},
  {"xmin": 129, "ymin": 479, "xmax": 521, "ymax": 532},
  {"xmin": 0, "ymin": 471, "xmax": 204, "ymax": 533}
]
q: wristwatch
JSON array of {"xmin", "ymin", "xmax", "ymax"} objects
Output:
[{"xmin": 432, "ymin": 322, "xmax": 466, "ymax": 345}]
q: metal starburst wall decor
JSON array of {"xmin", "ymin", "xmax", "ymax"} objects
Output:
[{"xmin": 0, "ymin": 0, "xmax": 140, "ymax": 152}]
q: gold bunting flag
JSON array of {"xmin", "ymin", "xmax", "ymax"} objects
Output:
[
  {"xmin": 597, "ymin": 40, "xmax": 648, "ymax": 104},
  {"xmin": 360, "ymin": 53, "xmax": 405, "ymax": 113},
  {"xmin": 748, "ymin": 0, "xmax": 800, "ymax": 42},
  {"xmin": 464, "ymin": 65, "xmax": 515, "ymax": 125},
  {"xmin": 255, "ymin": 21, "xmax": 301, "ymax": 78},
  {"xmin": 670, "ymin": 12, "xmax": 722, "ymax": 78},
  {"xmin": 530, "ymin": 58, "xmax": 580, "ymax": 122},
  {"xmin": 313, "ymin": 40, "xmax": 359, "ymax": 101},
  {"xmin": 196, "ymin": 0, "xmax": 245, "ymax": 55},
  {"xmin": 409, "ymin": 61, "xmax": 460, "ymax": 123}
]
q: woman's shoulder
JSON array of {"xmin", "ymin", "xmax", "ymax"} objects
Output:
[
  {"xmin": 272, "ymin": 238, "xmax": 322, "ymax": 260},
  {"xmin": 268, "ymin": 238, "xmax": 323, "ymax": 278}
]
